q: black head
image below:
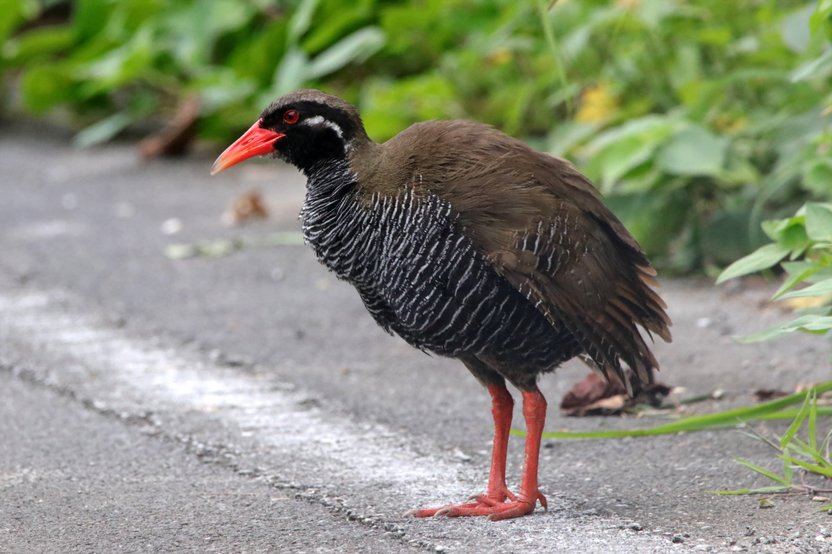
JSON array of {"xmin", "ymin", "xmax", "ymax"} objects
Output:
[{"xmin": 212, "ymin": 89, "xmax": 368, "ymax": 176}]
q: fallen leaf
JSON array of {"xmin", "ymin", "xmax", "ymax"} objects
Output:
[
  {"xmin": 221, "ymin": 190, "xmax": 270, "ymax": 227},
  {"xmin": 758, "ymin": 497, "xmax": 774, "ymax": 509},
  {"xmin": 560, "ymin": 372, "xmax": 671, "ymax": 417},
  {"xmin": 753, "ymin": 389, "xmax": 789, "ymax": 402}
]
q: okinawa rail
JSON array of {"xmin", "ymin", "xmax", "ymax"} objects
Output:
[{"xmin": 212, "ymin": 89, "xmax": 672, "ymax": 521}]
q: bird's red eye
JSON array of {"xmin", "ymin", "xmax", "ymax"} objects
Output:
[{"xmin": 283, "ymin": 109, "xmax": 299, "ymax": 124}]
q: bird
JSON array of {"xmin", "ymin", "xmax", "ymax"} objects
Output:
[{"xmin": 211, "ymin": 89, "xmax": 672, "ymax": 521}]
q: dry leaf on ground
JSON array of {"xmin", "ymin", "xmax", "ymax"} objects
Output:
[
  {"xmin": 221, "ymin": 190, "xmax": 270, "ymax": 226},
  {"xmin": 560, "ymin": 372, "xmax": 671, "ymax": 417},
  {"xmin": 752, "ymin": 389, "xmax": 789, "ymax": 402}
]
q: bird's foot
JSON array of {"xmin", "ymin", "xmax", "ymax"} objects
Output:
[{"xmin": 407, "ymin": 489, "xmax": 546, "ymax": 521}]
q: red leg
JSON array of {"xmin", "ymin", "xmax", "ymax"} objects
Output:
[
  {"xmin": 409, "ymin": 382, "xmax": 515, "ymax": 517},
  {"xmin": 409, "ymin": 386, "xmax": 548, "ymax": 521},
  {"xmin": 489, "ymin": 389, "xmax": 548, "ymax": 520},
  {"xmin": 480, "ymin": 382, "xmax": 515, "ymax": 502}
]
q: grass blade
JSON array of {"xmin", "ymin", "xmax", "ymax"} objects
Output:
[
  {"xmin": 734, "ymin": 458, "xmax": 790, "ymax": 486},
  {"xmin": 788, "ymin": 458, "xmax": 832, "ymax": 478},
  {"xmin": 788, "ymin": 436, "xmax": 832, "ymax": 466},
  {"xmin": 529, "ymin": 381, "xmax": 832, "ymax": 440},
  {"xmin": 809, "ymin": 392, "xmax": 818, "ymax": 451},
  {"xmin": 709, "ymin": 485, "xmax": 790, "ymax": 495},
  {"xmin": 780, "ymin": 393, "xmax": 811, "ymax": 449},
  {"xmin": 754, "ymin": 407, "xmax": 832, "ymax": 420}
]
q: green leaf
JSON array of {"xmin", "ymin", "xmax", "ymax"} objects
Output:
[
  {"xmin": 803, "ymin": 158, "xmax": 832, "ymax": 196},
  {"xmin": 547, "ymin": 121, "xmax": 599, "ymax": 156},
  {"xmin": 595, "ymin": 136, "xmax": 656, "ymax": 191},
  {"xmin": 779, "ymin": 3, "xmax": 814, "ymax": 53},
  {"xmin": 716, "ymin": 243, "xmax": 790, "ymax": 284},
  {"xmin": 302, "ymin": 5, "xmax": 372, "ymax": 53},
  {"xmin": 0, "ymin": 0, "xmax": 36, "ymax": 45},
  {"xmin": 361, "ymin": 74, "xmax": 458, "ymax": 140},
  {"xmin": 20, "ymin": 65, "xmax": 74, "ymax": 114},
  {"xmin": 4, "ymin": 27, "xmax": 75, "ymax": 65},
  {"xmin": 656, "ymin": 125, "xmax": 729, "ymax": 177},
  {"xmin": 738, "ymin": 315, "xmax": 832, "ymax": 343},
  {"xmin": 772, "ymin": 261, "xmax": 818, "ymax": 299},
  {"xmin": 305, "ymin": 27, "xmax": 385, "ymax": 80},
  {"xmin": 272, "ymin": 48, "xmax": 308, "ymax": 97},
  {"xmin": 810, "ymin": 0, "xmax": 832, "ymax": 37},
  {"xmin": 73, "ymin": 112, "xmax": 133, "ymax": 148},
  {"xmin": 758, "ymin": 216, "xmax": 810, "ymax": 255},
  {"xmin": 583, "ymin": 116, "xmax": 678, "ymax": 192},
  {"xmin": 80, "ymin": 26, "xmax": 155, "ymax": 93},
  {"xmin": 790, "ymin": 49, "xmax": 832, "ymax": 82},
  {"xmin": 287, "ymin": 0, "xmax": 319, "ymax": 44},
  {"xmin": 778, "ymin": 277, "xmax": 832, "ymax": 300},
  {"xmin": 805, "ymin": 203, "xmax": 832, "ymax": 242},
  {"xmin": 73, "ymin": 0, "xmax": 114, "ymax": 42}
]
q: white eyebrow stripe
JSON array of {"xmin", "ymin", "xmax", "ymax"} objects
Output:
[{"xmin": 302, "ymin": 115, "xmax": 344, "ymax": 139}]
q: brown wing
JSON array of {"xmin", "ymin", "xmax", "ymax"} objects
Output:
[
  {"xmin": 406, "ymin": 121, "xmax": 672, "ymax": 394},
  {"xmin": 493, "ymin": 198, "xmax": 671, "ymax": 395}
]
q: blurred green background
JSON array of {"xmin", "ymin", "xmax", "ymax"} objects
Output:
[{"xmin": 2, "ymin": 0, "xmax": 831, "ymax": 274}]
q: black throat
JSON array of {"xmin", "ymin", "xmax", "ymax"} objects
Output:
[
  {"xmin": 300, "ymin": 158, "xmax": 366, "ymax": 279},
  {"xmin": 281, "ymin": 130, "xmax": 347, "ymax": 175}
]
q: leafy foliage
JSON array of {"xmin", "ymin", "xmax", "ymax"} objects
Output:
[
  {"xmin": 717, "ymin": 202, "xmax": 832, "ymax": 341},
  {"xmin": 2, "ymin": 0, "xmax": 832, "ymax": 271}
]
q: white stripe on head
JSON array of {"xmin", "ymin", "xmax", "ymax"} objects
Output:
[{"xmin": 302, "ymin": 115, "xmax": 344, "ymax": 139}]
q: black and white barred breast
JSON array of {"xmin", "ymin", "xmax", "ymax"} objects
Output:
[{"xmin": 301, "ymin": 160, "xmax": 579, "ymax": 370}]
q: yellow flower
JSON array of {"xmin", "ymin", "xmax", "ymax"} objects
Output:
[
  {"xmin": 712, "ymin": 113, "xmax": 747, "ymax": 134},
  {"xmin": 575, "ymin": 82, "xmax": 617, "ymax": 123},
  {"xmin": 487, "ymin": 48, "xmax": 512, "ymax": 66}
]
